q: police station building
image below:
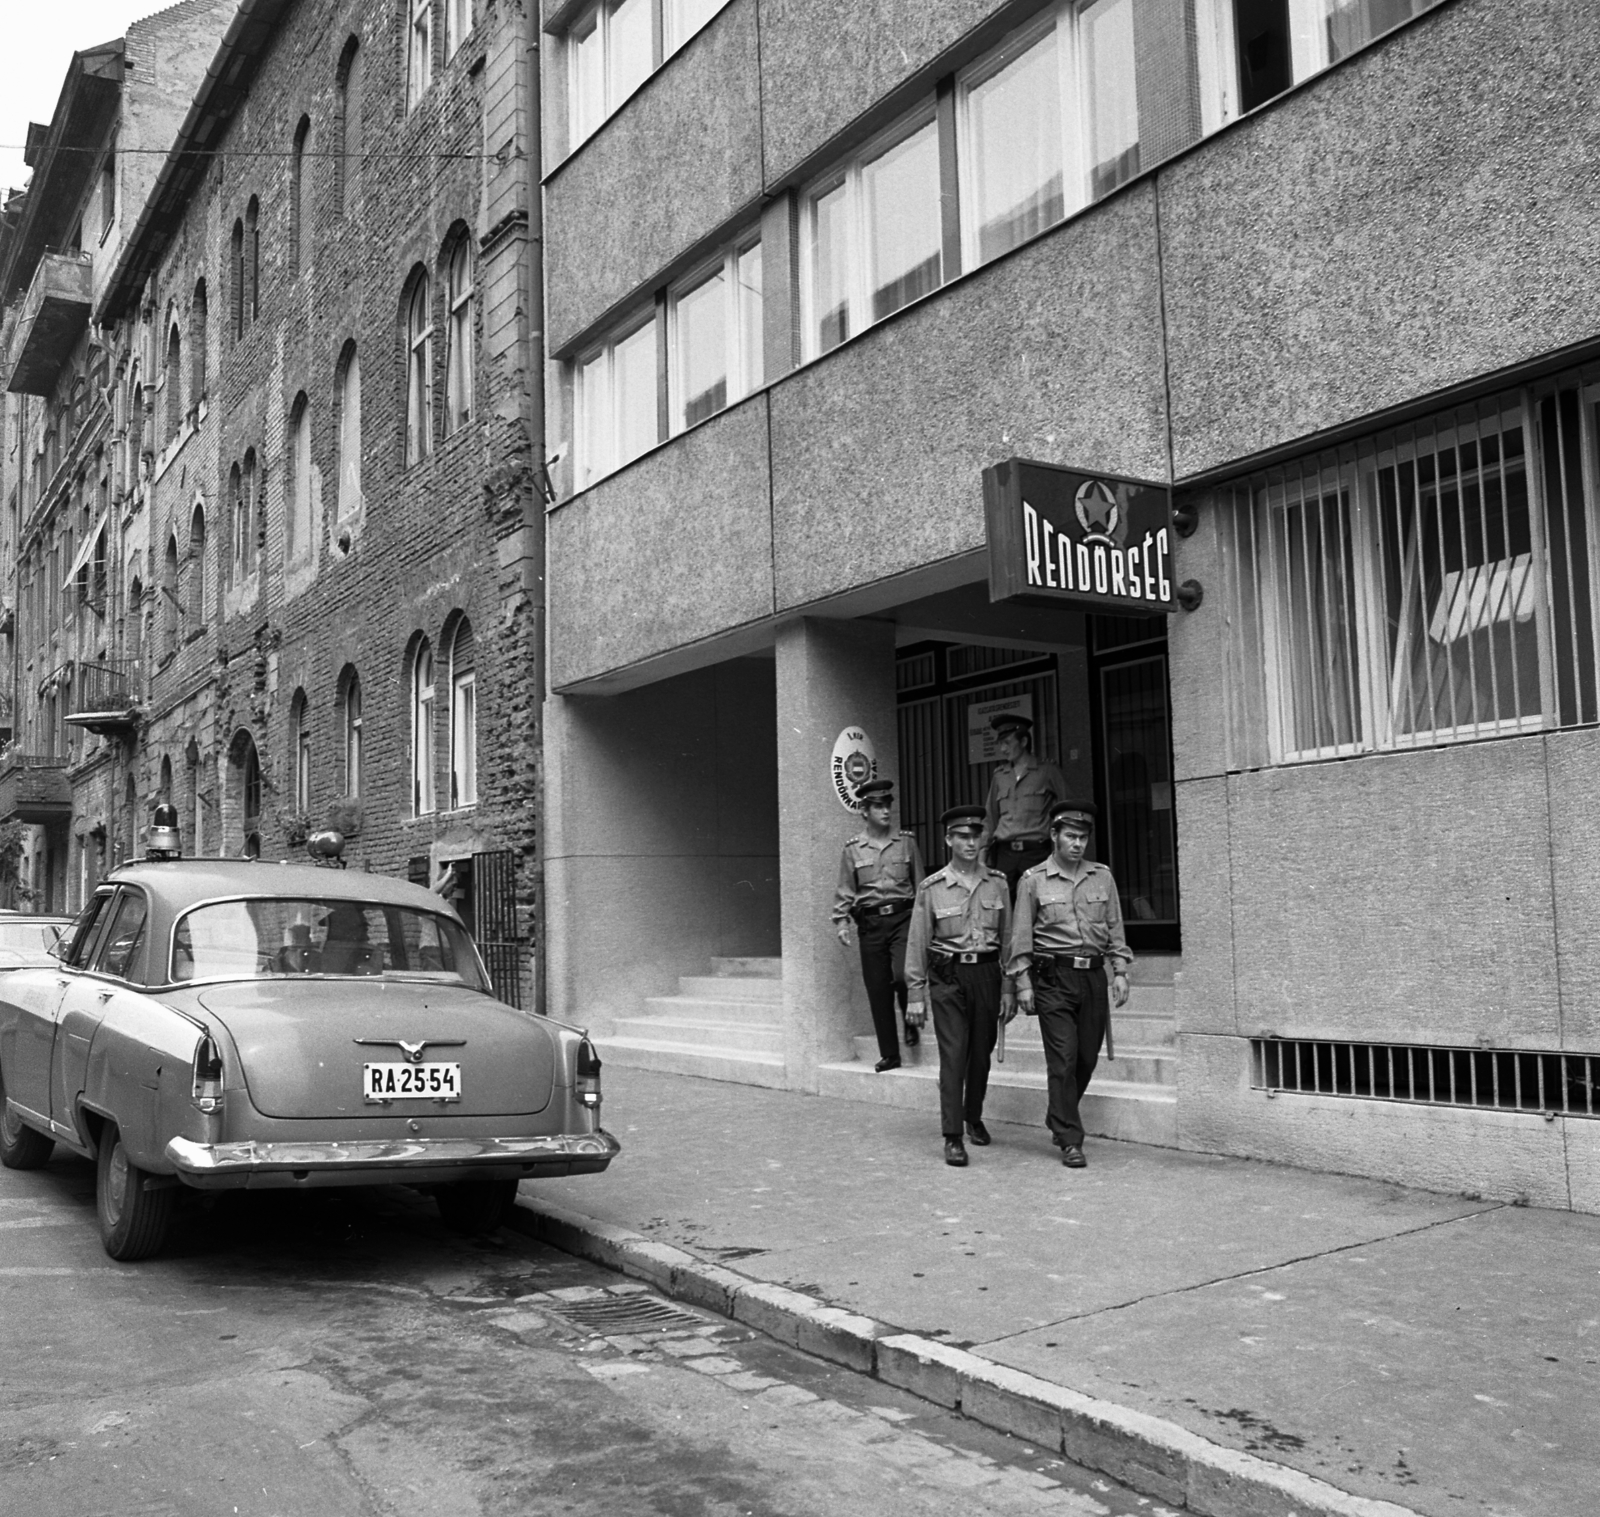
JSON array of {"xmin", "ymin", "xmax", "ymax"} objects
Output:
[{"xmin": 537, "ymin": 0, "xmax": 1600, "ymax": 1212}]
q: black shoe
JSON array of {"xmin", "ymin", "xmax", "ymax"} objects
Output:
[
  {"xmin": 874, "ymin": 1056, "xmax": 902, "ymax": 1073},
  {"xmin": 944, "ymin": 1139, "xmax": 969, "ymax": 1167},
  {"xmin": 964, "ymin": 1119, "xmax": 991, "ymax": 1146},
  {"xmin": 903, "ymin": 1022, "xmax": 919, "ymax": 1046},
  {"xmin": 1061, "ymin": 1145, "xmax": 1087, "ymax": 1168}
]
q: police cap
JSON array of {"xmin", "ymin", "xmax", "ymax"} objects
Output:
[
  {"xmin": 940, "ymin": 804, "xmax": 986, "ymax": 834},
  {"xmin": 989, "ymin": 713, "xmax": 1033, "ymax": 737},
  {"xmin": 855, "ymin": 779, "xmax": 895, "ymax": 805},
  {"xmin": 1049, "ymin": 800, "xmax": 1098, "ymax": 833}
]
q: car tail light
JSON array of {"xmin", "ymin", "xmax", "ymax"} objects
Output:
[
  {"xmin": 192, "ymin": 1035, "xmax": 225, "ymax": 1113},
  {"xmin": 576, "ymin": 1038, "xmax": 602, "ymax": 1109}
]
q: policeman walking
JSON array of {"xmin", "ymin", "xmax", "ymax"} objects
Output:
[
  {"xmin": 1008, "ymin": 801, "xmax": 1131, "ymax": 1167},
  {"xmin": 832, "ymin": 779, "xmax": 925, "ymax": 1072},
  {"xmin": 904, "ymin": 805, "xmax": 1016, "ymax": 1167},
  {"xmin": 981, "ymin": 714, "xmax": 1068, "ymax": 900}
]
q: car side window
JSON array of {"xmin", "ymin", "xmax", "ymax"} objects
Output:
[
  {"xmin": 58, "ymin": 892, "xmax": 115, "ymax": 968},
  {"xmin": 94, "ymin": 890, "xmax": 149, "ymax": 983}
]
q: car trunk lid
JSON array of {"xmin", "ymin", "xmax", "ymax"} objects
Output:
[{"xmin": 196, "ymin": 981, "xmax": 555, "ymax": 1119}]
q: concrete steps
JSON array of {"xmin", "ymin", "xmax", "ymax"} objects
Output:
[{"xmin": 594, "ymin": 957, "xmax": 786, "ymax": 1088}]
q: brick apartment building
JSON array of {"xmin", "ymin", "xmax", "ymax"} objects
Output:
[
  {"xmin": 537, "ymin": 0, "xmax": 1600, "ymax": 1211},
  {"xmin": 1, "ymin": 0, "xmax": 546, "ymax": 1003}
]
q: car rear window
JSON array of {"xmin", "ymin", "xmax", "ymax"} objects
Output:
[
  {"xmin": 0, "ymin": 919, "xmax": 67, "ymax": 954},
  {"xmin": 170, "ymin": 898, "xmax": 492, "ymax": 991}
]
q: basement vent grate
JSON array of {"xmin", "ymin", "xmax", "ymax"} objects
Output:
[
  {"xmin": 546, "ymin": 1293, "xmax": 708, "ymax": 1336},
  {"xmin": 1252, "ymin": 1038, "xmax": 1600, "ymax": 1119}
]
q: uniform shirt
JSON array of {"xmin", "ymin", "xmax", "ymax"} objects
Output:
[
  {"xmin": 981, "ymin": 751, "xmax": 1069, "ymax": 845},
  {"xmin": 904, "ymin": 863, "xmax": 1013, "ymax": 999},
  {"xmin": 831, "ymin": 831, "xmax": 925, "ymax": 923},
  {"xmin": 1005, "ymin": 855, "xmax": 1133, "ymax": 991}
]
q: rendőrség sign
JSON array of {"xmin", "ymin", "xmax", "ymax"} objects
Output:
[{"xmin": 984, "ymin": 459, "xmax": 1175, "ymax": 613}]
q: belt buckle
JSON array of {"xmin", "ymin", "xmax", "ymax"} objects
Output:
[
  {"xmin": 959, "ymin": 951, "xmax": 979, "ymax": 964},
  {"xmin": 1009, "ymin": 840, "xmax": 1027, "ymax": 851},
  {"xmin": 1072, "ymin": 955, "xmax": 1094, "ymax": 970},
  {"xmin": 878, "ymin": 903, "xmax": 896, "ymax": 915}
]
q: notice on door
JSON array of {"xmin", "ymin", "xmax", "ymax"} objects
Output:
[{"xmin": 967, "ymin": 695, "xmax": 1033, "ymax": 765}]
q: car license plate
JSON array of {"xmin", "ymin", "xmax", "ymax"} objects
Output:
[{"xmin": 363, "ymin": 1062, "xmax": 462, "ymax": 1102}]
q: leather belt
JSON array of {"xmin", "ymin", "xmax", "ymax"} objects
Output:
[
  {"xmin": 855, "ymin": 901, "xmax": 912, "ymax": 918},
  {"xmin": 1040, "ymin": 952, "xmax": 1104, "ymax": 971},
  {"xmin": 933, "ymin": 949, "xmax": 999, "ymax": 965},
  {"xmin": 1005, "ymin": 838, "xmax": 1047, "ymax": 851}
]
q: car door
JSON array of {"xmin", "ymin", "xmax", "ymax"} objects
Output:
[
  {"xmin": 8, "ymin": 892, "xmax": 114, "ymax": 1121},
  {"xmin": 52, "ymin": 887, "xmax": 149, "ymax": 1137}
]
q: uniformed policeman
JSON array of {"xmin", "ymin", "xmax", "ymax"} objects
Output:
[
  {"xmin": 904, "ymin": 804, "xmax": 1016, "ymax": 1167},
  {"xmin": 832, "ymin": 778, "xmax": 925, "ymax": 1072},
  {"xmin": 1007, "ymin": 800, "xmax": 1132, "ymax": 1168},
  {"xmin": 981, "ymin": 714, "xmax": 1068, "ymax": 900}
]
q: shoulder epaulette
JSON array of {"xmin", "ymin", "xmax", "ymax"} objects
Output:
[
  {"xmin": 847, "ymin": 833, "xmax": 865, "ymax": 846},
  {"xmin": 1020, "ymin": 861, "xmax": 1049, "ymax": 877},
  {"xmin": 899, "ymin": 829, "xmax": 916, "ymax": 838}
]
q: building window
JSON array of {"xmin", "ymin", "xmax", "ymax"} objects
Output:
[
  {"xmin": 1218, "ymin": 378, "xmax": 1599, "ymax": 770},
  {"xmin": 291, "ymin": 117, "xmax": 313, "ymax": 278},
  {"xmin": 446, "ymin": 0, "xmax": 471, "ymax": 58},
  {"xmin": 128, "ymin": 379, "xmax": 144, "ymax": 485},
  {"xmin": 288, "ymin": 393, "xmax": 312, "ymax": 561},
  {"xmin": 405, "ymin": 271, "xmax": 433, "ymax": 465},
  {"xmin": 291, "ymin": 689, "xmax": 311, "ymax": 814},
  {"xmin": 336, "ymin": 342, "xmax": 362, "ymax": 518},
  {"xmin": 227, "ymin": 462, "xmax": 243, "ymax": 583},
  {"xmin": 407, "ymin": 0, "xmax": 433, "ymax": 110},
  {"xmin": 230, "ymin": 219, "xmax": 246, "ymax": 335},
  {"xmin": 165, "ymin": 324, "xmax": 183, "ymax": 440},
  {"xmin": 448, "ymin": 616, "xmax": 476, "ymax": 808},
  {"xmin": 341, "ymin": 669, "xmax": 363, "ymax": 795},
  {"xmin": 187, "ymin": 505, "xmax": 206, "ymax": 625},
  {"xmin": 240, "ymin": 448, "xmax": 259, "ymax": 577},
  {"xmin": 245, "ymin": 197, "xmax": 260, "ymax": 324},
  {"xmin": 162, "ymin": 534, "xmax": 180, "ymax": 656},
  {"xmin": 191, "ymin": 279, "xmax": 208, "ymax": 402},
  {"xmin": 239, "ymin": 734, "xmax": 261, "ymax": 857},
  {"xmin": 336, "ymin": 38, "xmax": 363, "ymax": 216},
  {"xmin": 99, "ymin": 138, "xmax": 116, "ymax": 233},
  {"xmin": 669, "ymin": 236, "xmax": 761, "ymax": 432},
  {"xmin": 444, "ymin": 237, "xmax": 474, "ymax": 435},
  {"xmin": 412, "ymin": 637, "xmax": 436, "ymax": 816},
  {"xmin": 126, "ymin": 574, "xmax": 142, "ymax": 668},
  {"xmin": 568, "ymin": 0, "xmax": 652, "ymax": 146},
  {"xmin": 574, "ymin": 314, "xmax": 658, "ymax": 488},
  {"xmin": 665, "ymin": 0, "xmax": 724, "ymax": 51}
]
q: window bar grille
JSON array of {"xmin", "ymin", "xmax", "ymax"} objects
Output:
[
  {"xmin": 1513, "ymin": 1050, "xmax": 1522, "ymax": 1110},
  {"xmin": 1537, "ymin": 1054, "xmax": 1546, "ymax": 1110}
]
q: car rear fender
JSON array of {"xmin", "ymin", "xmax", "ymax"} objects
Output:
[{"xmin": 81, "ymin": 1000, "xmax": 209, "ymax": 1174}]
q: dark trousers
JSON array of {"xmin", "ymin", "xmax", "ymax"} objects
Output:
[
  {"xmin": 1034, "ymin": 961, "xmax": 1110, "ymax": 1149},
  {"xmin": 929, "ymin": 957, "xmax": 1001, "ymax": 1138},
  {"xmin": 856, "ymin": 906, "xmax": 912, "ymax": 1061},
  {"xmin": 990, "ymin": 839, "xmax": 1050, "ymax": 901}
]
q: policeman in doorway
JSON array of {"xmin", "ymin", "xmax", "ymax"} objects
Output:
[
  {"xmin": 981, "ymin": 713, "xmax": 1067, "ymax": 900},
  {"xmin": 904, "ymin": 805, "xmax": 1016, "ymax": 1167},
  {"xmin": 1007, "ymin": 801, "xmax": 1132, "ymax": 1168},
  {"xmin": 832, "ymin": 779, "xmax": 925, "ymax": 1072}
]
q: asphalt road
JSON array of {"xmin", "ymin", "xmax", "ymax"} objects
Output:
[{"xmin": 0, "ymin": 1155, "xmax": 1173, "ymax": 1517}]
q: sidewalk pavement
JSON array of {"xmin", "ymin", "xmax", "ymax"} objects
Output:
[{"xmin": 514, "ymin": 1065, "xmax": 1592, "ymax": 1517}]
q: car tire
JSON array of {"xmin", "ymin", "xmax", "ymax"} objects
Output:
[
  {"xmin": 96, "ymin": 1125, "xmax": 176, "ymax": 1262},
  {"xmin": 0, "ymin": 1066, "xmax": 54, "ymax": 1170},
  {"xmin": 435, "ymin": 1178, "xmax": 518, "ymax": 1234}
]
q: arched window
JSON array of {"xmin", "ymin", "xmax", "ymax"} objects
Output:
[
  {"xmin": 241, "ymin": 448, "xmax": 259, "ymax": 575},
  {"xmin": 159, "ymin": 754, "xmax": 174, "ymax": 805},
  {"xmin": 126, "ymin": 372, "xmax": 144, "ymax": 487},
  {"xmin": 162, "ymin": 534, "xmax": 180, "ymax": 656},
  {"xmin": 244, "ymin": 197, "xmax": 261, "ymax": 324},
  {"xmin": 336, "ymin": 341, "xmax": 361, "ymax": 519},
  {"xmin": 123, "ymin": 773, "xmax": 137, "ymax": 865},
  {"xmin": 291, "ymin": 117, "xmax": 313, "ymax": 277},
  {"xmin": 227, "ymin": 462, "xmax": 243, "ymax": 582},
  {"xmin": 411, "ymin": 637, "xmax": 436, "ymax": 815},
  {"xmin": 444, "ymin": 235, "xmax": 474, "ymax": 435},
  {"xmin": 230, "ymin": 218, "xmax": 246, "ymax": 335},
  {"xmin": 336, "ymin": 38, "xmax": 363, "ymax": 216},
  {"xmin": 404, "ymin": 270, "xmax": 432, "ymax": 465},
  {"xmin": 447, "ymin": 615, "xmax": 476, "ymax": 807},
  {"xmin": 165, "ymin": 323, "xmax": 183, "ymax": 440},
  {"xmin": 187, "ymin": 504, "xmax": 207, "ymax": 624},
  {"xmin": 230, "ymin": 731, "xmax": 262, "ymax": 858},
  {"xmin": 407, "ymin": 0, "xmax": 433, "ymax": 111},
  {"xmin": 126, "ymin": 573, "xmax": 142, "ymax": 668},
  {"xmin": 290, "ymin": 688, "xmax": 311, "ymax": 814},
  {"xmin": 340, "ymin": 668, "xmax": 363, "ymax": 795},
  {"xmin": 191, "ymin": 278, "xmax": 208, "ymax": 401},
  {"xmin": 288, "ymin": 393, "xmax": 312, "ymax": 561},
  {"xmin": 187, "ymin": 739, "xmax": 205, "ymax": 856}
]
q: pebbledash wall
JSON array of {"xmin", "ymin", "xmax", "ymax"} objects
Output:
[
  {"xmin": 540, "ymin": 0, "xmax": 1600, "ymax": 1211},
  {"xmin": 87, "ymin": 0, "xmax": 546, "ymax": 992}
]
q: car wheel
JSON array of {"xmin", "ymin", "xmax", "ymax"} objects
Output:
[
  {"xmin": 435, "ymin": 1178, "xmax": 518, "ymax": 1234},
  {"xmin": 0, "ymin": 1066, "xmax": 54, "ymax": 1170},
  {"xmin": 95, "ymin": 1125, "xmax": 176, "ymax": 1262}
]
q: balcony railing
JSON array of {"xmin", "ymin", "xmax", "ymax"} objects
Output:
[
  {"xmin": 5, "ymin": 249, "xmax": 93, "ymax": 397},
  {"xmin": 65, "ymin": 658, "xmax": 140, "ymax": 735}
]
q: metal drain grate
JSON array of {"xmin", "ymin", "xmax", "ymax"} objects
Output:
[
  {"xmin": 547, "ymin": 1293, "xmax": 708, "ymax": 1335},
  {"xmin": 1252, "ymin": 1038, "xmax": 1600, "ymax": 1118}
]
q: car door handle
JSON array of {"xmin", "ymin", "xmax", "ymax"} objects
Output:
[{"xmin": 97, "ymin": 990, "xmax": 114, "ymax": 1002}]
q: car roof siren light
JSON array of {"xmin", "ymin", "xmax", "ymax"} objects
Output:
[
  {"xmin": 306, "ymin": 829, "xmax": 347, "ymax": 868},
  {"xmin": 147, "ymin": 803, "xmax": 183, "ymax": 860}
]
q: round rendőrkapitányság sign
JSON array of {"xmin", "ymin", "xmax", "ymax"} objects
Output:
[{"xmin": 830, "ymin": 727, "xmax": 877, "ymax": 812}]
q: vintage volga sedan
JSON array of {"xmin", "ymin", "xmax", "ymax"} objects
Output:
[{"xmin": 0, "ymin": 858, "xmax": 617, "ymax": 1259}]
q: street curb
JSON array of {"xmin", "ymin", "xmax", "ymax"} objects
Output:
[{"xmin": 509, "ymin": 1195, "xmax": 1423, "ymax": 1517}]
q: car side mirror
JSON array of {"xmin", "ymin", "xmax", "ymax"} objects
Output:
[{"xmin": 47, "ymin": 937, "xmax": 68, "ymax": 962}]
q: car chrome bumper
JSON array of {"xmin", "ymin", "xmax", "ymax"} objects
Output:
[{"xmin": 165, "ymin": 1130, "xmax": 621, "ymax": 1190}]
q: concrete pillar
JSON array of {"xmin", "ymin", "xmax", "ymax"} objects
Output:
[{"xmin": 775, "ymin": 617, "xmax": 899, "ymax": 1091}]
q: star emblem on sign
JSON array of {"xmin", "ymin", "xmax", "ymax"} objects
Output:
[{"xmin": 1074, "ymin": 478, "xmax": 1121, "ymax": 545}]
